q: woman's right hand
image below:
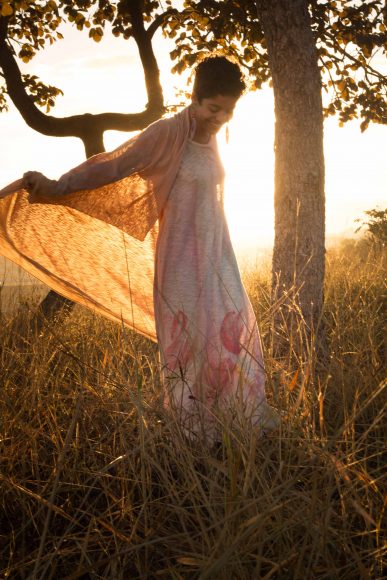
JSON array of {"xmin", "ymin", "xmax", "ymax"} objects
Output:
[{"xmin": 22, "ymin": 171, "xmax": 57, "ymax": 201}]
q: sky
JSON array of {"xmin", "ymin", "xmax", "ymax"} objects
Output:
[{"xmin": 0, "ymin": 22, "xmax": 386, "ymax": 268}]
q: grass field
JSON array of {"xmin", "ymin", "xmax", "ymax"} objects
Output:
[{"xmin": 0, "ymin": 242, "xmax": 385, "ymax": 579}]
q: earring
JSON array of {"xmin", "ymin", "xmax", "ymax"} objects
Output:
[{"xmin": 226, "ymin": 124, "xmax": 230, "ymax": 144}]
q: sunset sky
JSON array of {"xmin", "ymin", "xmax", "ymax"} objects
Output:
[{"xmin": 0, "ymin": 23, "xmax": 386, "ymax": 261}]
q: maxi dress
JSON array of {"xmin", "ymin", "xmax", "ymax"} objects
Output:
[{"xmin": 154, "ymin": 138, "xmax": 266, "ymax": 439}]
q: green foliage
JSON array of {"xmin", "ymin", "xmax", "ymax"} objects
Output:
[
  {"xmin": 0, "ymin": 1, "xmax": 65, "ymax": 110},
  {"xmin": 0, "ymin": 0, "xmax": 386, "ymax": 123},
  {"xmin": 164, "ymin": 1, "xmax": 270, "ymax": 89},
  {"xmin": 0, "ymin": 1, "xmax": 169, "ymax": 111},
  {"xmin": 312, "ymin": 0, "xmax": 387, "ymax": 130},
  {"xmin": 60, "ymin": 0, "xmax": 163, "ymax": 41},
  {"xmin": 23, "ymin": 73, "xmax": 63, "ymax": 111},
  {"xmin": 1, "ymin": 0, "xmax": 63, "ymax": 61},
  {"xmin": 355, "ymin": 207, "xmax": 387, "ymax": 247},
  {"xmin": 162, "ymin": 0, "xmax": 387, "ymax": 129}
]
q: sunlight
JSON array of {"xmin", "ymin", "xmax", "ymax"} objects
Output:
[
  {"xmin": 104, "ymin": 89, "xmax": 276, "ymax": 259},
  {"xmin": 0, "ymin": 23, "xmax": 385, "ymax": 264},
  {"xmin": 218, "ymin": 91, "xmax": 275, "ymax": 257}
]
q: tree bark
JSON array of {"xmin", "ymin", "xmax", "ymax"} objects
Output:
[
  {"xmin": 257, "ymin": 0, "xmax": 325, "ymax": 356},
  {"xmin": 0, "ymin": 13, "xmax": 164, "ymax": 155}
]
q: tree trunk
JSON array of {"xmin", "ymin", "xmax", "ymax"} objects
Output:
[{"xmin": 257, "ymin": 0, "xmax": 325, "ymax": 356}]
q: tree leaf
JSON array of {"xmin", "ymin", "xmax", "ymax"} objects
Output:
[{"xmin": 1, "ymin": 2, "xmax": 13, "ymax": 17}]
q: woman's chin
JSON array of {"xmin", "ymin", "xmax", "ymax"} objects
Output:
[{"xmin": 209, "ymin": 124, "xmax": 222, "ymax": 134}]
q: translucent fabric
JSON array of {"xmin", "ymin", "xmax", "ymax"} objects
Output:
[
  {"xmin": 155, "ymin": 139, "xmax": 266, "ymax": 439},
  {"xmin": 0, "ymin": 107, "xmax": 195, "ymax": 340}
]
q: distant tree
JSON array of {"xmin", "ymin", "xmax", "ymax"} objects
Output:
[{"xmin": 356, "ymin": 207, "xmax": 387, "ymax": 250}]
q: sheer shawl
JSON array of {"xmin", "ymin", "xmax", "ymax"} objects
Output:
[{"xmin": 0, "ymin": 107, "xmax": 196, "ymax": 341}]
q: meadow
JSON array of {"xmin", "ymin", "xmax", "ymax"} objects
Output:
[{"xmin": 0, "ymin": 241, "xmax": 385, "ymax": 579}]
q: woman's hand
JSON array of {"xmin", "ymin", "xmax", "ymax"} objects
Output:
[{"xmin": 22, "ymin": 171, "xmax": 57, "ymax": 201}]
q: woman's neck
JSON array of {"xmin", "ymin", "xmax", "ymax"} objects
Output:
[
  {"xmin": 189, "ymin": 105, "xmax": 211, "ymax": 144},
  {"xmin": 191, "ymin": 126, "xmax": 211, "ymax": 144}
]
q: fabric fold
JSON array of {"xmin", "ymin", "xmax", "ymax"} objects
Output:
[{"xmin": 0, "ymin": 107, "xmax": 196, "ymax": 340}]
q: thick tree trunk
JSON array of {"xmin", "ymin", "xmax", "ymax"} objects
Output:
[{"xmin": 257, "ymin": 0, "xmax": 325, "ymax": 355}]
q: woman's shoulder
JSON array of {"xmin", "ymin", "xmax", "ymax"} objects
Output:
[
  {"xmin": 140, "ymin": 106, "xmax": 192, "ymax": 142},
  {"xmin": 155, "ymin": 106, "xmax": 191, "ymax": 129}
]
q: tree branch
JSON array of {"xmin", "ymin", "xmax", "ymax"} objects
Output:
[
  {"xmin": 323, "ymin": 30, "xmax": 387, "ymax": 83},
  {"xmin": 0, "ymin": 14, "xmax": 10, "ymax": 43},
  {"xmin": 126, "ymin": 0, "xmax": 164, "ymax": 112},
  {"xmin": 147, "ymin": 9, "xmax": 176, "ymax": 39},
  {"xmin": 0, "ymin": 35, "xmax": 163, "ymax": 147}
]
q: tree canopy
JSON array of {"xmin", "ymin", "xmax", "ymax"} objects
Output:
[
  {"xmin": 163, "ymin": 0, "xmax": 386, "ymax": 131},
  {"xmin": 0, "ymin": 1, "xmax": 385, "ymax": 133}
]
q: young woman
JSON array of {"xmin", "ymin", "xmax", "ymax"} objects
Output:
[{"xmin": 0, "ymin": 56, "xmax": 279, "ymax": 442}]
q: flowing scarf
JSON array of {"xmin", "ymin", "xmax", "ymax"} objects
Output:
[{"xmin": 0, "ymin": 106, "xmax": 197, "ymax": 341}]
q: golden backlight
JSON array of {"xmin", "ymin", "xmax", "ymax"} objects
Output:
[
  {"xmin": 105, "ymin": 91, "xmax": 277, "ymax": 260},
  {"xmin": 0, "ymin": 24, "xmax": 385, "ymax": 268}
]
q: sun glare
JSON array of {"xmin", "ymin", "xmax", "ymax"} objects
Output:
[
  {"xmin": 105, "ymin": 89, "xmax": 277, "ymax": 260},
  {"xmin": 1, "ymin": 23, "xmax": 385, "ymax": 267},
  {"xmin": 218, "ymin": 91, "xmax": 275, "ymax": 258}
]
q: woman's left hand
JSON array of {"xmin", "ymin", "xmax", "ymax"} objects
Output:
[{"xmin": 22, "ymin": 171, "xmax": 57, "ymax": 201}]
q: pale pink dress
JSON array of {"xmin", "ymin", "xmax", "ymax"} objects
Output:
[{"xmin": 154, "ymin": 138, "xmax": 266, "ymax": 439}]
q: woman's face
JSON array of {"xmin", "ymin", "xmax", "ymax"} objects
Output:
[{"xmin": 192, "ymin": 93, "xmax": 239, "ymax": 136}]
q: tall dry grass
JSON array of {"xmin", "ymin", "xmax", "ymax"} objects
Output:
[{"xmin": 0, "ymin": 244, "xmax": 385, "ymax": 579}]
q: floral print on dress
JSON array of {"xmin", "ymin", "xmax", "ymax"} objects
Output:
[
  {"xmin": 220, "ymin": 311, "xmax": 244, "ymax": 355},
  {"xmin": 203, "ymin": 355, "xmax": 236, "ymax": 396},
  {"xmin": 154, "ymin": 140, "xmax": 269, "ymax": 439},
  {"xmin": 164, "ymin": 311, "xmax": 192, "ymax": 372}
]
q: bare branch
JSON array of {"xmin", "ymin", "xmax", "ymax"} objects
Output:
[
  {"xmin": 147, "ymin": 8, "xmax": 177, "ymax": 39},
  {"xmin": 324, "ymin": 30, "xmax": 387, "ymax": 84},
  {"xmin": 0, "ymin": 13, "xmax": 164, "ymax": 156}
]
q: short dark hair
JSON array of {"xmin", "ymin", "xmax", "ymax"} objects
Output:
[{"xmin": 192, "ymin": 56, "xmax": 246, "ymax": 102}]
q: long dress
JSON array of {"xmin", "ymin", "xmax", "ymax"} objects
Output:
[{"xmin": 154, "ymin": 138, "xmax": 267, "ymax": 441}]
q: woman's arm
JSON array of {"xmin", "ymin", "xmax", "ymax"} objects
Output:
[
  {"xmin": 54, "ymin": 149, "xmax": 131, "ymax": 196},
  {"xmin": 22, "ymin": 117, "xmax": 167, "ymax": 200},
  {"xmin": 22, "ymin": 172, "xmax": 57, "ymax": 199}
]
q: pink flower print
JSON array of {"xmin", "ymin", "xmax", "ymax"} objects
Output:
[
  {"xmin": 220, "ymin": 311, "xmax": 244, "ymax": 355},
  {"xmin": 203, "ymin": 356, "xmax": 236, "ymax": 396},
  {"xmin": 165, "ymin": 311, "xmax": 192, "ymax": 372},
  {"xmin": 171, "ymin": 310, "xmax": 187, "ymax": 340},
  {"xmin": 245, "ymin": 369, "xmax": 266, "ymax": 400}
]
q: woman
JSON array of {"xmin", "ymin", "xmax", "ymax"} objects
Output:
[{"xmin": 0, "ymin": 56, "xmax": 278, "ymax": 442}]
